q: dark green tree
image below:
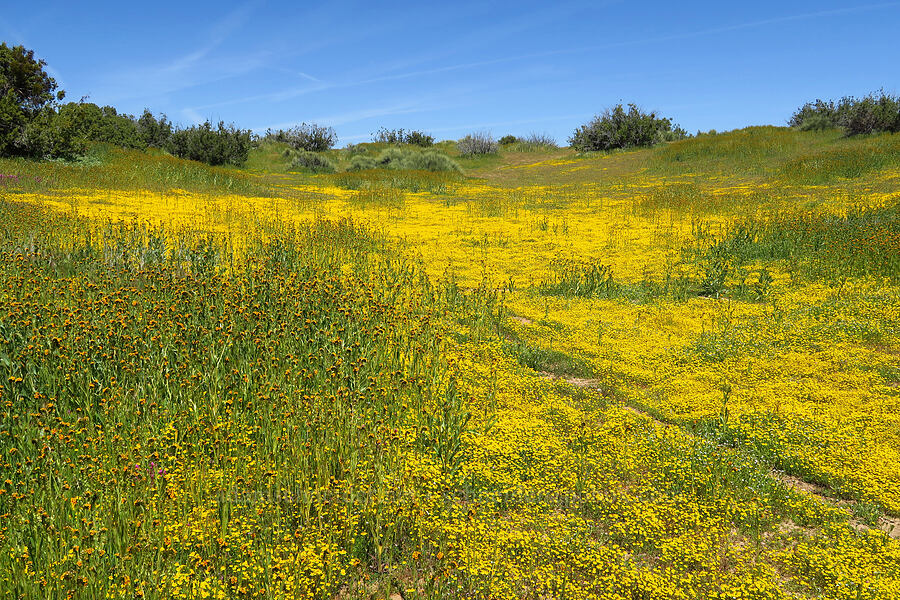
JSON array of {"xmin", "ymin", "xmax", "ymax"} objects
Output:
[
  {"xmin": 136, "ymin": 109, "xmax": 173, "ymax": 148},
  {"xmin": 57, "ymin": 102, "xmax": 146, "ymax": 149},
  {"xmin": 0, "ymin": 43, "xmax": 65, "ymax": 156}
]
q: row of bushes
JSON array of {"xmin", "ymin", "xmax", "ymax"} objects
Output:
[
  {"xmin": 287, "ymin": 146, "xmax": 461, "ymax": 174},
  {"xmin": 0, "ymin": 43, "xmax": 254, "ymax": 165},
  {"xmin": 371, "ymin": 127, "xmax": 434, "ymax": 147},
  {"xmin": 54, "ymin": 103, "xmax": 251, "ymax": 166},
  {"xmin": 5, "ymin": 43, "xmax": 693, "ymax": 166},
  {"xmin": 790, "ymin": 90, "xmax": 900, "ymax": 135},
  {"xmin": 452, "ymin": 108, "xmax": 686, "ymax": 156}
]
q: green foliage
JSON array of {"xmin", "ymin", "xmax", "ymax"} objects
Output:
[
  {"xmin": 498, "ymin": 135, "xmax": 519, "ymax": 145},
  {"xmin": 503, "ymin": 340, "xmax": 596, "ymax": 379},
  {"xmin": 507, "ymin": 132, "xmax": 559, "ymax": 152},
  {"xmin": 791, "ymin": 91, "xmax": 900, "ymax": 135},
  {"xmin": 289, "ymin": 149, "xmax": 337, "ymax": 173},
  {"xmin": 569, "ymin": 103, "xmax": 686, "ymax": 152},
  {"xmin": 416, "ymin": 381, "xmax": 472, "ymax": 476},
  {"xmin": 136, "ymin": 109, "xmax": 173, "ymax": 148},
  {"xmin": 15, "ymin": 105, "xmax": 83, "ymax": 159},
  {"xmin": 0, "ymin": 145, "xmax": 272, "ymax": 196},
  {"xmin": 347, "ymin": 155, "xmax": 376, "ymax": 171},
  {"xmin": 840, "ymin": 91, "xmax": 900, "ymax": 135},
  {"xmin": 457, "ymin": 132, "xmax": 498, "ymax": 156},
  {"xmin": 404, "ymin": 130, "xmax": 434, "ymax": 147},
  {"xmin": 1, "ymin": 44, "xmax": 180, "ymax": 161},
  {"xmin": 780, "ymin": 134, "xmax": 900, "ymax": 183},
  {"xmin": 400, "ymin": 149, "xmax": 461, "ymax": 172},
  {"xmin": 649, "ymin": 126, "xmax": 835, "ymax": 177},
  {"xmin": 326, "ymin": 169, "xmax": 460, "ymax": 194},
  {"xmin": 57, "ymin": 102, "xmax": 145, "ymax": 149},
  {"xmin": 266, "ymin": 123, "xmax": 337, "ymax": 152},
  {"xmin": 540, "ymin": 258, "xmax": 617, "ymax": 298},
  {"xmin": 371, "ymin": 147, "xmax": 461, "ymax": 172},
  {"xmin": 696, "ymin": 202, "xmax": 900, "ymax": 282},
  {"xmin": 789, "ymin": 99, "xmax": 844, "ymax": 130},
  {"xmin": 0, "ymin": 43, "xmax": 66, "ymax": 157},
  {"xmin": 371, "ymin": 127, "xmax": 434, "ymax": 147},
  {"xmin": 165, "ymin": 121, "xmax": 252, "ymax": 167}
]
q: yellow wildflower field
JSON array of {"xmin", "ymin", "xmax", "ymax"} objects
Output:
[{"xmin": 2, "ymin": 127, "xmax": 900, "ymax": 598}]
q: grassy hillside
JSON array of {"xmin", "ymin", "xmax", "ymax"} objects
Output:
[{"xmin": 2, "ymin": 127, "xmax": 900, "ymax": 599}]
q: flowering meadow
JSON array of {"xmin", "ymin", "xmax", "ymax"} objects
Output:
[{"xmin": 1, "ymin": 127, "xmax": 900, "ymax": 598}]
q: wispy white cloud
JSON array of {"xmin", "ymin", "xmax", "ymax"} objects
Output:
[
  {"xmin": 202, "ymin": 1, "xmax": 900, "ymax": 119},
  {"xmin": 164, "ymin": 0, "xmax": 263, "ymax": 74},
  {"xmin": 426, "ymin": 113, "xmax": 589, "ymax": 135},
  {"xmin": 97, "ymin": 0, "xmax": 266, "ymax": 103},
  {"xmin": 254, "ymin": 99, "xmax": 455, "ymax": 133},
  {"xmin": 335, "ymin": 113, "xmax": 589, "ymax": 145},
  {"xmin": 0, "ymin": 17, "xmax": 70, "ymax": 93},
  {"xmin": 180, "ymin": 107, "xmax": 206, "ymax": 126},
  {"xmin": 332, "ymin": 2, "xmax": 900, "ymax": 93},
  {"xmin": 264, "ymin": 65, "xmax": 320, "ymax": 83},
  {"xmin": 610, "ymin": 2, "xmax": 900, "ymax": 48},
  {"xmin": 188, "ymin": 81, "xmax": 329, "ymax": 112},
  {"xmin": 179, "ymin": 1, "xmax": 610, "ymax": 115},
  {"xmin": 0, "ymin": 16, "xmax": 28, "ymax": 46}
]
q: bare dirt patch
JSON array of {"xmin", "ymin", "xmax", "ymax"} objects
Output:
[{"xmin": 779, "ymin": 474, "xmax": 830, "ymax": 498}]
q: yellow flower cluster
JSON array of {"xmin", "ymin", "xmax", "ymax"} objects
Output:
[{"xmin": 3, "ymin": 129, "xmax": 900, "ymax": 598}]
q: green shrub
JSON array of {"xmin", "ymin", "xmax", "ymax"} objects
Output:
[
  {"xmin": 790, "ymin": 99, "xmax": 844, "ymax": 130},
  {"xmin": 797, "ymin": 113, "xmax": 837, "ymax": 132},
  {"xmin": 509, "ymin": 132, "xmax": 558, "ymax": 152},
  {"xmin": 375, "ymin": 147, "xmax": 404, "ymax": 167},
  {"xmin": 343, "ymin": 143, "xmax": 373, "ymax": 158},
  {"xmin": 17, "ymin": 106, "xmax": 84, "ymax": 159},
  {"xmin": 372, "ymin": 127, "xmax": 434, "ymax": 147},
  {"xmin": 372, "ymin": 147, "xmax": 460, "ymax": 172},
  {"xmin": 289, "ymin": 149, "xmax": 337, "ymax": 173},
  {"xmin": 165, "ymin": 121, "xmax": 252, "ymax": 167},
  {"xmin": 569, "ymin": 103, "xmax": 686, "ymax": 151},
  {"xmin": 840, "ymin": 92, "xmax": 900, "ymax": 135},
  {"xmin": 404, "ymin": 130, "xmax": 434, "ymax": 147},
  {"xmin": 347, "ymin": 155, "xmax": 376, "ymax": 171},
  {"xmin": 457, "ymin": 132, "xmax": 497, "ymax": 155},
  {"xmin": 266, "ymin": 123, "xmax": 337, "ymax": 151},
  {"xmin": 372, "ymin": 128, "xmax": 403, "ymax": 144},
  {"xmin": 401, "ymin": 149, "xmax": 461, "ymax": 172},
  {"xmin": 791, "ymin": 91, "xmax": 900, "ymax": 135},
  {"xmin": 56, "ymin": 102, "xmax": 146, "ymax": 149},
  {"xmin": 498, "ymin": 135, "xmax": 519, "ymax": 145}
]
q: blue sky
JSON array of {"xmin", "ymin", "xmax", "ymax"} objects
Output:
[{"xmin": 2, "ymin": 1, "xmax": 899, "ymax": 146}]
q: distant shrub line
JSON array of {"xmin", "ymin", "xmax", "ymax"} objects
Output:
[
  {"xmin": 0, "ymin": 42, "xmax": 252, "ymax": 166},
  {"xmin": 790, "ymin": 90, "xmax": 900, "ymax": 135},
  {"xmin": 371, "ymin": 127, "xmax": 434, "ymax": 147}
]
